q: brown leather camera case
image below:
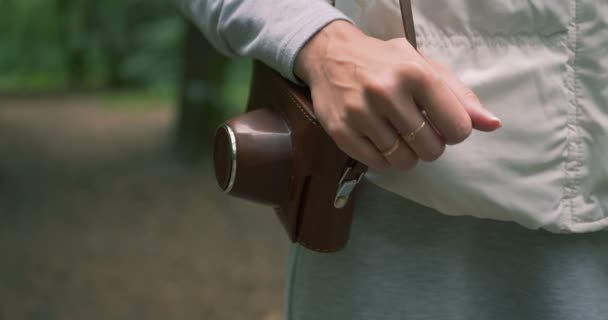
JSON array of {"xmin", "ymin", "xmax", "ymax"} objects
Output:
[{"xmin": 213, "ymin": 0, "xmax": 416, "ymax": 252}]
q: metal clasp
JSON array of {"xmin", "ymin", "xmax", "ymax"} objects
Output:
[{"xmin": 333, "ymin": 166, "xmax": 364, "ymax": 209}]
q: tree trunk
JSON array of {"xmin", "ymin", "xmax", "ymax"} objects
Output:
[
  {"xmin": 106, "ymin": 51, "xmax": 126, "ymax": 89},
  {"xmin": 175, "ymin": 19, "xmax": 229, "ymax": 161},
  {"xmin": 56, "ymin": 0, "xmax": 86, "ymax": 88},
  {"xmin": 66, "ymin": 49, "xmax": 86, "ymax": 88}
]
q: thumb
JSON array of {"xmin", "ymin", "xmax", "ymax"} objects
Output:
[{"xmin": 425, "ymin": 57, "xmax": 502, "ymax": 132}]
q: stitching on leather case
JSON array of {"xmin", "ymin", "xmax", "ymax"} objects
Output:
[
  {"xmin": 281, "ymin": 79, "xmax": 349, "ymax": 252},
  {"xmin": 281, "ymin": 80, "xmax": 320, "ymax": 127}
]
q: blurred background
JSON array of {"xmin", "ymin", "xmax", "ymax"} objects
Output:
[{"xmin": 0, "ymin": 0, "xmax": 288, "ymax": 319}]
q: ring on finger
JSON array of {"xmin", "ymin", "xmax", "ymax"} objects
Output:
[
  {"xmin": 401, "ymin": 121, "xmax": 426, "ymax": 143},
  {"xmin": 381, "ymin": 138, "xmax": 401, "ymax": 157}
]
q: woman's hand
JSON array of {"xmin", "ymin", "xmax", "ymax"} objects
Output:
[{"xmin": 295, "ymin": 21, "xmax": 501, "ymax": 171}]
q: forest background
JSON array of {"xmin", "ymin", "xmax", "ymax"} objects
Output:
[{"xmin": 0, "ymin": 1, "xmax": 286, "ymax": 319}]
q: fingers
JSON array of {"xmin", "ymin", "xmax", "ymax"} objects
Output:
[
  {"xmin": 365, "ymin": 81, "xmax": 446, "ymax": 162},
  {"xmin": 396, "ymin": 62, "xmax": 473, "ymax": 145},
  {"xmin": 348, "ymin": 108, "xmax": 419, "ymax": 170},
  {"xmin": 328, "ymin": 123, "xmax": 390, "ymax": 171},
  {"xmin": 309, "ymin": 37, "xmax": 502, "ymax": 172},
  {"xmin": 388, "ymin": 97, "xmax": 446, "ymax": 162},
  {"xmin": 382, "ymin": 138, "xmax": 419, "ymax": 171},
  {"xmin": 423, "ymin": 56, "xmax": 502, "ymax": 132}
]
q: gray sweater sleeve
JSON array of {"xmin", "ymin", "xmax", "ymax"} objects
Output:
[{"xmin": 176, "ymin": 0, "xmax": 351, "ymax": 83}]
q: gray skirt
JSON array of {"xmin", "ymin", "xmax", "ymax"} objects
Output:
[{"xmin": 285, "ymin": 180, "xmax": 608, "ymax": 320}]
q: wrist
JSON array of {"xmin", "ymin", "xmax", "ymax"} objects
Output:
[{"xmin": 294, "ymin": 20, "xmax": 365, "ymax": 85}]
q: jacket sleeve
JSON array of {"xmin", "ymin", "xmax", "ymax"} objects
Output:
[{"xmin": 175, "ymin": 0, "xmax": 351, "ymax": 83}]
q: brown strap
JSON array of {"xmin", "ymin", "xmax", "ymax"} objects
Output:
[{"xmin": 399, "ymin": 0, "xmax": 417, "ymax": 49}]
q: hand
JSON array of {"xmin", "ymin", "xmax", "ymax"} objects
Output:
[{"xmin": 294, "ymin": 21, "xmax": 501, "ymax": 171}]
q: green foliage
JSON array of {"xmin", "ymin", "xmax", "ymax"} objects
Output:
[
  {"xmin": 222, "ymin": 59, "xmax": 252, "ymax": 116},
  {"xmin": 0, "ymin": 0, "xmax": 186, "ymax": 92},
  {"xmin": 99, "ymin": 90, "xmax": 174, "ymax": 112}
]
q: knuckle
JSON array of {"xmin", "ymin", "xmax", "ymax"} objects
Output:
[
  {"xmin": 362, "ymin": 76, "xmax": 396, "ymax": 110},
  {"xmin": 325, "ymin": 121, "xmax": 346, "ymax": 141},
  {"xmin": 370, "ymin": 157, "xmax": 391, "ymax": 171},
  {"xmin": 462, "ymin": 87, "xmax": 481, "ymax": 105},
  {"xmin": 463, "ymin": 87, "xmax": 479, "ymax": 102},
  {"xmin": 448, "ymin": 119, "xmax": 473, "ymax": 144},
  {"xmin": 391, "ymin": 151, "xmax": 419, "ymax": 171},
  {"xmin": 362, "ymin": 76, "xmax": 400, "ymax": 114},
  {"xmin": 422, "ymin": 144, "xmax": 445, "ymax": 162},
  {"xmin": 386, "ymin": 38, "xmax": 404, "ymax": 49},
  {"xmin": 344, "ymin": 99, "xmax": 368, "ymax": 122},
  {"xmin": 396, "ymin": 61, "xmax": 433, "ymax": 87},
  {"xmin": 396, "ymin": 155, "xmax": 418, "ymax": 171},
  {"xmin": 363, "ymin": 75, "xmax": 392, "ymax": 97}
]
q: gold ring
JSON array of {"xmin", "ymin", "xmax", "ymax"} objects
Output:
[
  {"xmin": 401, "ymin": 121, "xmax": 426, "ymax": 143},
  {"xmin": 381, "ymin": 138, "xmax": 401, "ymax": 157}
]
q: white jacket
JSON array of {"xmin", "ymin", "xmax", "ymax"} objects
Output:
[
  {"xmin": 337, "ymin": 0, "xmax": 608, "ymax": 233},
  {"xmin": 179, "ymin": 0, "xmax": 608, "ymax": 233}
]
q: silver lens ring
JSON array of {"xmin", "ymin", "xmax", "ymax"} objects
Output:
[{"xmin": 220, "ymin": 124, "xmax": 238, "ymax": 193}]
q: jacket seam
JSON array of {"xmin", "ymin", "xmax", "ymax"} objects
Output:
[
  {"xmin": 416, "ymin": 27, "xmax": 566, "ymax": 49},
  {"xmin": 560, "ymin": 0, "xmax": 583, "ymax": 231}
]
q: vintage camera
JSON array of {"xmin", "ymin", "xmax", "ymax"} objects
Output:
[{"xmin": 212, "ymin": 62, "xmax": 367, "ymax": 252}]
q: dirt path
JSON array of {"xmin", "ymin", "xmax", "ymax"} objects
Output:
[{"xmin": 0, "ymin": 95, "xmax": 287, "ymax": 320}]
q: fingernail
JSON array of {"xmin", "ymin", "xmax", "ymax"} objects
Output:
[
  {"xmin": 480, "ymin": 107, "xmax": 501, "ymax": 124},
  {"xmin": 493, "ymin": 117, "xmax": 503, "ymax": 128}
]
